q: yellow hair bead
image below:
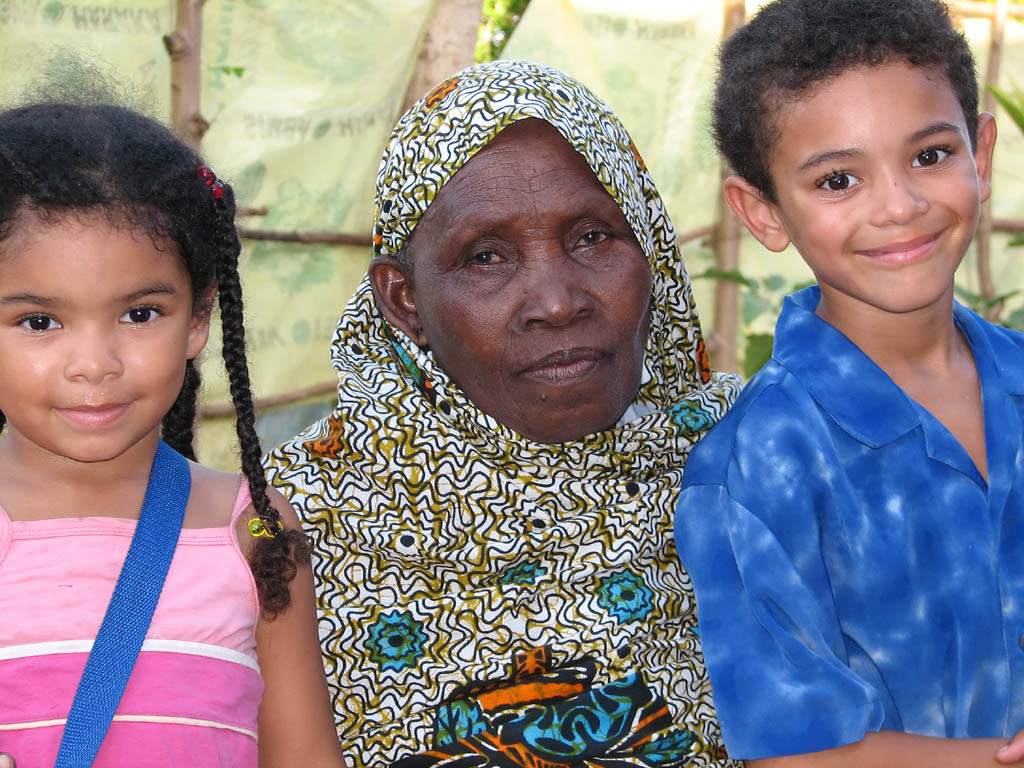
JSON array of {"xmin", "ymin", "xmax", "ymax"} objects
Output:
[{"xmin": 247, "ymin": 517, "xmax": 279, "ymax": 539}]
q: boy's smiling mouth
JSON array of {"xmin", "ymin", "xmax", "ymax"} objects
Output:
[{"xmin": 855, "ymin": 230, "xmax": 944, "ymax": 265}]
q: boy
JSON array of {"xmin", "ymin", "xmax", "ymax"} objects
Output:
[{"xmin": 674, "ymin": 0, "xmax": 1024, "ymax": 765}]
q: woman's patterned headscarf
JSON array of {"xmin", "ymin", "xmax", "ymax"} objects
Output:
[{"xmin": 265, "ymin": 60, "xmax": 742, "ymax": 768}]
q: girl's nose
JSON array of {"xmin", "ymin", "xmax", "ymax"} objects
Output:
[{"xmin": 65, "ymin": 329, "xmax": 124, "ymax": 383}]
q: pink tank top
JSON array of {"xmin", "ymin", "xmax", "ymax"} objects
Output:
[{"xmin": 0, "ymin": 481, "xmax": 263, "ymax": 767}]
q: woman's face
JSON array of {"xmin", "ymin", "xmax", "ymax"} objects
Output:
[{"xmin": 372, "ymin": 119, "xmax": 652, "ymax": 444}]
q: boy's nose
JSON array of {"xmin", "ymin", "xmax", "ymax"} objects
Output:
[
  {"xmin": 65, "ymin": 330, "xmax": 124, "ymax": 383},
  {"xmin": 871, "ymin": 172, "xmax": 928, "ymax": 227}
]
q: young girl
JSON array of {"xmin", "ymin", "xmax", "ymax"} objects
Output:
[{"xmin": 0, "ymin": 101, "xmax": 345, "ymax": 767}]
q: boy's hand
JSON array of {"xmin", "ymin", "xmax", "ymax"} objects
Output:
[
  {"xmin": 997, "ymin": 730, "xmax": 1024, "ymax": 763},
  {"xmin": 0, "ymin": 752, "xmax": 15, "ymax": 768}
]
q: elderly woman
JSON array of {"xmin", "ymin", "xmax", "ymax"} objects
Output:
[{"xmin": 264, "ymin": 60, "xmax": 742, "ymax": 767}]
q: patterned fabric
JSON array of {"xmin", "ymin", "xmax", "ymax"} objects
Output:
[
  {"xmin": 264, "ymin": 60, "xmax": 742, "ymax": 768},
  {"xmin": 675, "ymin": 287, "xmax": 1024, "ymax": 760}
]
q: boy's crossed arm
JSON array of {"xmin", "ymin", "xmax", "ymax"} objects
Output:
[{"xmin": 749, "ymin": 728, "xmax": 1024, "ymax": 767}]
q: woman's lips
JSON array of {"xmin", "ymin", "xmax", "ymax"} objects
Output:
[
  {"xmin": 856, "ymin": 230, "xmax": 943, "ymax": 265},
  {"xmin": 521, "ymin": 348, "xmax": 606, "ymax": 384},
  {"xmin": 57, "ymin": 403, "xmax": 130, "ymax": 428}
]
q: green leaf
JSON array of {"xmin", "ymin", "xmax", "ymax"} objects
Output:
[
  {"xmin": 989, "ymin": 84, "xmax": 1024, "ymax": 134},
  {"xmin": 743, "ymin": 333, "xmax": 774, "ymax": 378},
  {"xmin": 1004, "ymin": 307, "xmax": 1024, "ymax": 333},
  {"xmin": 690, "ymin": 267, "xmax": 757, "ymax": 287},
  {"xmin": 742, "ymin": 291, "xmax": 773, "ymax": 326},
  {"xmin": 954, "ymin": 284, "xmax": 983, "ymax": 307}
]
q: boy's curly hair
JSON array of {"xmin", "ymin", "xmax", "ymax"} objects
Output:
[{"xmin": 713, "ymin": 0, "xmax": 978, "ymax": 201}]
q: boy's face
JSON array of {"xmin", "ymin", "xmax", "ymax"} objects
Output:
[{"xmin": 726, "ymin": 61, "xmax": 996, "ymax": 328}]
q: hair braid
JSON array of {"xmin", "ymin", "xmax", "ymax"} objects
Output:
[
  {"xmin": 161, "ymin": 359, "xmax": 201, "ymax": 460},
  {"xmin": 212, "ymin": 186, "xmax": 310, "ymax": 617}
]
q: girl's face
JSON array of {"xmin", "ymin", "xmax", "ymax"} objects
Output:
[{"xmin": 0, "ymin": 212, "xmax": 210, "ymax": 466}]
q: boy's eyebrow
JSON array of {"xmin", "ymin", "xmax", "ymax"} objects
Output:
[
  {"xmin": 796, "ymin": 121, "xmax": 964, "ymax": 173},
  {"xmin": 798, "ymin": 148, "xmax": 861, "ymax": 173},
  {"xmin": 906, "ymin": 121, "xmax": 963, "ymax": 144}
]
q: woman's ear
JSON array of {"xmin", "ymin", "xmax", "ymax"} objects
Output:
[
  {"xmin": 368, "ymin": 257, "xmax": 427, "ymax": 346},
  {"xmin": 723, "ymin": 175, "xmax": 792, "ymax": 253}
]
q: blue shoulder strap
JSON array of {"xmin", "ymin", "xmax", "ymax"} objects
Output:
[{"xmin": 55, "ymin": 440, "xmax": 190, "ymax": 768}]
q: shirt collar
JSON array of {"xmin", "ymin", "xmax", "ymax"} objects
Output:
[{"xmin": 772, "ymin": 287, "xmax": 947, "ymax": 447}]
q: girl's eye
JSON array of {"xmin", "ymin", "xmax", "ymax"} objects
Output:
[
  {"xmin": 20, "ymin": 314, "xmax": 60, "ymax": 332},
  {"xmin": 818, "ymin": 171, "xmax": 861, "ymax": 192},
  {"xmin": 122, "ymin": 307, "xmax": 158, "ymax": 324},
  {"xmin": 913, "ymin": 147, "xmax": 951, "ymax": 167}
]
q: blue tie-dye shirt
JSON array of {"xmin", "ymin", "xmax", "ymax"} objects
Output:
[{"xmin": 675, "ymin": 286, "xmax": 1024, "ymax": 760}]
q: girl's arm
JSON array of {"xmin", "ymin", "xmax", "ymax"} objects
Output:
[
  {"xmin": 749, "ymin": 729, "xmax": 1024, "ymax": 768},
  {"xmin": 253, "ymin": 488, "xmax": 346, "ymax": 768}
]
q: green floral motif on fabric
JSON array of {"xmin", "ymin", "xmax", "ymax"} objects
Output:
[{"xmin": 366, "ymin": 610, "xmax": 427, "ymax": 671}]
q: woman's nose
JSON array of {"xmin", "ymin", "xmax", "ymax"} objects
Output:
[
  {"xmin": 65, "ymin": 329, "xmax": 124, "ymax": 383},
  {"xmin": 515, "ymin": 252, "xmax": 595, "ymax": 328},
  {"xmin": 871, "ymin": 171, "xmax": 929, "ymax": 227}
]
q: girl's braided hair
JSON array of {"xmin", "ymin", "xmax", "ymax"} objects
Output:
[{"xmin": 0, "ymin": 101, "xmax": 309, "ymax": 616}]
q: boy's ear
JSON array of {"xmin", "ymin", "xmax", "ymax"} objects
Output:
[
  {"xmin": 368, "ymin": 256, "xmax": 427, "ymax": 346},
  {"xmin": 186, "ymin": 283, "xmax": 218, "ymax": 360},
  {"xmin": 722, "ymin": 175, "xmax": 792, "ymax": 253},
  {"xmin": 973, "ymin": 112, "xmax": 997, "ymax": 204}
]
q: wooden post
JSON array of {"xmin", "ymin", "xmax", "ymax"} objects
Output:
[
  {"xmin": 976, "ymin": 0, "xmax": 1008, "ymax": 321},
  {"xmin": 163, "ymin": 0, "xmax": 208, "ymax": 149},
  {"xmin": 709, "ymin": 0, "xmax": 747, "ymax": 375},
  {"xmin": 402, "ymin": 0, "xmax": 482, "ymax": 112}
]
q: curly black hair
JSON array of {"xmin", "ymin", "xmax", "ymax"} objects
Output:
[
  {"xmin": 0, "ymin": 102, "xmax": 309, "ymax": 617},
  {"xmin": 713, "ymin": 0, "xmax": 979, "ymax": 201}
]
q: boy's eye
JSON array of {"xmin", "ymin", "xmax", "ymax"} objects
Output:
[
  {"xmin": 913, "ymin": 147, "xmax": 951, "ymax": 167},
  {"xmin": 20, "ymin": 314, "xmax": 61, "ymax": 332},
  {"xmin": 818, "ymin": 171, "xmax": 861, "ymax": 192},
  {"xmin": 122, "ymin": 307, "xmax": 158, "ymax": 323}
]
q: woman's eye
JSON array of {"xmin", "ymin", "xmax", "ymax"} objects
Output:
[
  {"xmin": 471, "ymin": 250, "xmax": 499, "ymax": 266},
  {"xmin": 578, "ymin": 230, "xmax": 609, "ymax": 247},
  {"xmin": 818, "ymin": 171, "xmax": 861, "ymax": 192},
  {"xmin": 20, "ymin": 314, "xmax": 60, "ymax": 332},
  {"xmin": 122, "ymin": 307, "xmax": 157, "ymax": 324},
  {"xmin": 913, "ymin": 147, "xmax": 950, "ymax": 167}
]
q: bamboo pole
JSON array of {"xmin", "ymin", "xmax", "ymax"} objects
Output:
[
  {"xmin": 975, "ymin": 0, "xmax": 1008, "ymax": 321},
  {"xmin": 402, "ymin": 0, "xmax": 482, "ymax": 111},
  {"xmin": 238, "ymin": 229, "xmax": 373, "ymax": 247},
  {"xmin": 709, "ymin": 0, "xmax": 747, "ymax": 375},
  {"xmin": 163, "ymin": 0, "xmax": 208, "ymax": 149},
  {"xmin": 200, "ymin": 381, "xmax": 338, "ymax": 418}
]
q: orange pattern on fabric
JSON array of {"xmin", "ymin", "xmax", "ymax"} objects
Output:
[
  {"xmin": 476, "ymin": 680, "xmax": 585, "ymax": 712},
  {"xmin": 303, "ymin": 412, "xmax": 344, "ymax": 457},
  {"xmin": 425, "ymin": 77, "xmax": 461, "ymax": 109},
  {"xmin": 696, "ymin": 337, "xmax": 711, "ymax": 384},
  {"xmin": 513, "ymin": 647, "xmax": 551, "ymax": 680}
]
